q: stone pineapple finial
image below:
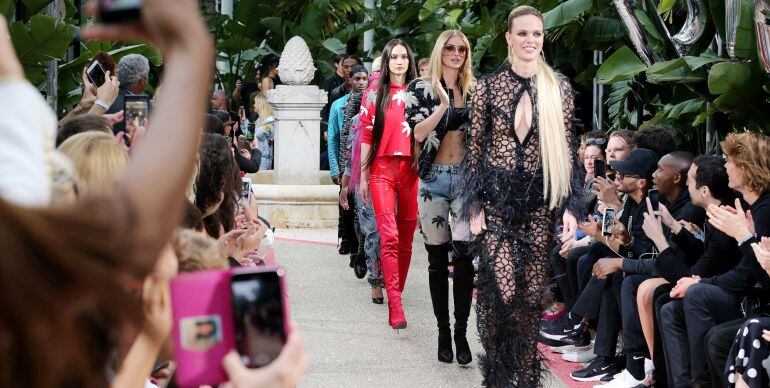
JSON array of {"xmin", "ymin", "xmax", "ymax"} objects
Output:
[{"xmin": 277, "ymin": 36, "xmax": 316, "ymax": 85}]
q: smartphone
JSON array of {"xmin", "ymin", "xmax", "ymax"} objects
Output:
[
  {"xmin": 86, "ymin": 60, "xmax": 107, "ymax": 87},
  {"xmin": 98, "ymin": 0, "xmax": 141, "ymax": 23},
  {"xmin": 602, "ymin": 208, "xmax": 616, "ymax": 237},
  {"xmin": 594, "ymin": 159, "xmax": 606, "ymax": 179},
  {"xmin": 648, "ymin": 188, "xmax": 660, "ymax": 212},
  {"xmin": 246, "ymin": 122, "xmax": 255, "ymax": 141},
  {"xmin": 230, "ymin": 267, "xmax": 289, "ymax": 368},
  {"xmin": 152, "ymin": 359, "xmax": 170, "ymax": 374},
  {"xmin": 170, "ymin": 270, "xmax": 235, "ymax": 387},
  {"xmin": 124, "ymin": 95, "xmax": 151, "ymax": 129},
  {"xmin": 240, "ymin": 177, "xmax": 252, "ymax": 205}
]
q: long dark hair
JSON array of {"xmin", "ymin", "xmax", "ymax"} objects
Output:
[
  {"xmin": 195, "ymin": 134, "xmax": 239, "ymax": 237},
  {"xmin": 366, "ymin": 39, "xmax": 416, "ymax": 168}
]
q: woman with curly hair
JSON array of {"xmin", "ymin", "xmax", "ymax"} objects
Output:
[
  {"xmin": 405, "ymin": 29, "xmax": 476, "ymax": 365},
  {"xmin": 195, "ymin": 133, "xmax": 240, "ymax": 237}
]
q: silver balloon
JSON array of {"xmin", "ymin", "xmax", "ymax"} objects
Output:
[
  {"xmin": 726, "ymin": 0, "xmax": 741, "ymax": 58},
  {"xmin": 755, "ymin": 0, "xmax": 770, "ymax": 72},
  {"xmin": 612, "ymin": 0, "xmax": 656, "ymax": 65},
  {"xmin": 672, "ymin": 0, "xmax": 709, "ymax": 54}
]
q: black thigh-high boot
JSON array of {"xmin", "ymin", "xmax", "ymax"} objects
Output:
[
  {"xmin": 452, "ymin": 240, "xmax": 474, "ymax": 365},
  {"xmin": 426, "ymin": 243, "xmax": 453, "ymax": 363}
]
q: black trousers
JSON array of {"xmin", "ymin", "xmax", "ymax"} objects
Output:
[
  {"xmin": 593, "ymin": 271, "xmax": 624, "ymax": 358},
  {"xmin": 549, "ymin": 243, "xmax": 592, "ymax": 310},
  {"xmin": 621, "ymin": 274, "xmax": 653, "ymax": 358},
  {"xmin": 338, "ymin": 190, "xmax": 358, "ymax": 250},
  {"xmin": 705, "ymin": 318, "xmax": 745, "ymax": 388},
  {"xmin": 653, "ymin": 283, "xmax": 675, "ymax": 388},
  {"xmin": 659, "ymin": 283, "xmax": 742, "ymax": 387}
]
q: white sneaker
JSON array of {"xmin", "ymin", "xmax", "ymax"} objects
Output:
[
  {"xmin": 562, "ymin": 343, "xmax": 596, "ymax": 363},
  {"xmin": 550, "ymin": 340, "xmax": 594, "ymax": 354},
  {"xmin": 592, "ymin": 369, "xmax": 653, "ymax": 388}
]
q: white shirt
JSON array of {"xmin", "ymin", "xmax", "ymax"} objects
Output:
[{"xmin": 0, "ymin": 80, "xmax": 56, "ymax": 207}]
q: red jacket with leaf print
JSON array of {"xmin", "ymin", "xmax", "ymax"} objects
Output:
[{"xmin": 359, "ymin": 81, "xmax": 412, "ymax": 158}]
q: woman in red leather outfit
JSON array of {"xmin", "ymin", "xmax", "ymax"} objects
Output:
[{"xmin": 358, "ymin": 39, "xmax": 418, "ymax": 330}]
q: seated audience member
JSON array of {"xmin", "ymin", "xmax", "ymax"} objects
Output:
[
  {"xmin": 543, "ymin": 149, "xmax": 659, "ymax": 382},
  {"xmin": 660, "ymin": 132, "xmax": 770, "ymax": 387},
  {"xmin": 577, "ymin": 130, "xmax": 609, "ymax": 168},
  {"xmin": 632, "ymin": 155, "xmax": 740, "ymax": 386},
  {"xmin": 599, "ymin": 151, "xmax": 706, "ymax": 387},
  {"xmin": 50, "ymin": 151, "xmax": 79, "ymax": 206},
  {"xmin": 57, "ymin": 131, "xmax": 129, "ymax": 197},
  {"xmin": 634, "ymin": 125, "xmax": 677, "ymax": 158},
  {"xmin": 549, "ymin": 134, "xmax": 607, "ymax": 314},
  {"xmin": 56, "ymin": 114, "xmax": 112, "ymax": 147},
  {"xmin": 722, "ymin": 238, "xmax": 770, "ymax": 388},
  {"xmin": 592, "ymin": 129, "xmax": 637, "ymax": 214}
]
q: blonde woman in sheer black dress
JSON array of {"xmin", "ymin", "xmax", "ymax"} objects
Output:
[{"xmin": 459, "ymin": 6, "xmax": 584, "ymax": 387}]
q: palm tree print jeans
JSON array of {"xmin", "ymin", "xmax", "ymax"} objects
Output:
[
  {"xmin": 355, "ymin": 193, "xmax": 383, "ymax": 288},
  {"xmin": 418, "ymin": 164, "xmax": 471, "ymax": 244}
]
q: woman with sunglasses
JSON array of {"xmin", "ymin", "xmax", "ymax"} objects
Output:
[
  {"xmin": 578, "ymin": 130, "xmax": 608, "ymax": 168},
  {"xmin": 459, "ymin": 6, "xmax": 583, "ymax": 386},
  {"xmin": 404, "ymin": 30, "xmax": 476, "ymax": 365},
  {"xmin": 358, "ymin": 39, "xmax": 418, "ymax": 330}
]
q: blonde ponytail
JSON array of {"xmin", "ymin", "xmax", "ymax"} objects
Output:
[
  {"xmin": 507, "ymin": 5, "xmax": 572, "ymax": 209},
  {"xmin": 535, "ymin": 58, "xmax": 571, "ymax": 209}
]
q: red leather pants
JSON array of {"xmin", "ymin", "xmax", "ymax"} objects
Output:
[{"xmin": 369, "ymin": 156, "xmax": 418, "ymax": 327}]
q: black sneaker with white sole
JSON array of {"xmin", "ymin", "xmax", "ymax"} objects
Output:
[
  {"xmin": 540, "ymin": 312, "xmax": 574, "ymax": 333},
  {"xmin": 571, "ymin": 355, "xmax": 621, "ymax": 382},
  {"xmin": 599, "ymin": 354, "xmax": 627, "ymax": 382}
]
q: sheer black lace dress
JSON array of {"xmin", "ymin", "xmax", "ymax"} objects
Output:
[{"xmin": 459, "ymin": 67, "xmax": 583, "ymax": 387}]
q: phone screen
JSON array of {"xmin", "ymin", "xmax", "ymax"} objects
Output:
[
  {"xmin": 231, "ymin": 270, "xmax": 286, "ymax": 368},
  {"xmin": 648, "ymin": 189, "xmax": 660, "ymax": 212},
  {"xmin": 86, "ymin": 61, "xmax": 106, "ymax": 87},
  {"xmin": 602, "ymin": 208, "xmax": 616, "ymax": 236},
  {"xmin": 594, "ymin": 159, "xmax": 606, "ymax": 179},
  {"xmin": 240, "ymin": 178, "xmax": 251, "ymax": 204},
  {"xmin": 99, "ymin": 0, "xmax": 141, "ymax": 22},
  {"xmin": 124, "ymin": 96, "xmax": 150, "ymax": 129}
]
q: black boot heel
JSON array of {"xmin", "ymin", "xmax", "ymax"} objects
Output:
[{"xmin": 438, "ymin": 326, "xmax": 454, "ymax": 363}]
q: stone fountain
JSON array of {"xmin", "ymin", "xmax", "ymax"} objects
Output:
[{"xmin": 250, "ymin": 36, "xmax": 338, "ymax": 228}]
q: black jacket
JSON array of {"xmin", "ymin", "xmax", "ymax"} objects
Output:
[
  {"xmin": 655, "ymin": 221, "xmax": 741, "ymax": 283},
  {"xmin": 621, "ymin": 190, "xmax": 705, "ymax": 275},
  {"xmin": 701, "ymin": 192, "xmax": 770, "ymax": 299},
  {"xmin": 234, "ymin": 147, "xmax": 262, "ymax": 174}
]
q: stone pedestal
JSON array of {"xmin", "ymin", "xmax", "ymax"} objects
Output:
[
  {"xmin": 268, "ymin": 85, "xmax": 327, "ymax": 185},
  {"xmin": 252, "ymin": 83, "xmax": 336, "ymax": 228}
]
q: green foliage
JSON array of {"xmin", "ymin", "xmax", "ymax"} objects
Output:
[{"xmin": 4, "ymin": 0, "xmax": 770, "ymax": 140}]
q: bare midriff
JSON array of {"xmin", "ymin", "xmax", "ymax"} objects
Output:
[{"xmin": 435, "ymin": 130, "xmax": 465, "ymax": 165}]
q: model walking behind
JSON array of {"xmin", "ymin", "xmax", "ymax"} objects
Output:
[
  {"xmin": 359, "ymin": 40, "xmax": 418, "ymax": 330},
  {"xmin": 405, "ymin": 30, "xmax": 476, "ymax": 364},
  {"xmin": 460, "ymin": 6, "xmax": 582, "ymax": 386}
]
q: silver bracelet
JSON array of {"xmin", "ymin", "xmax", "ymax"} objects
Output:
[{"xmin": 94, "ymin": 99, "xmax": 111, "ymax": 110}]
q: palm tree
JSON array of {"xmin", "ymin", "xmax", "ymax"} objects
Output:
[
  {"xmin": 419, "ymin": 187, "xmax": 433, "ymax": 202},
  {"xmin": 432, "ymin": 215, "xmax": 447, "ymax": 229}
]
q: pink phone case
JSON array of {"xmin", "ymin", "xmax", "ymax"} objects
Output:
[{"xmin": 170, "ymin": 269, "xmax": 235, "ymax": 387}]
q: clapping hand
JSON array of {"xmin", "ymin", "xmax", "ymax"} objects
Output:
[
  {"xmin": 707, "ymin": 199, "xmax": 754, "ymax": 242},
  {"xmin": 751, "ymin": 237, "xmax": 770, "ymax": 276}
]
